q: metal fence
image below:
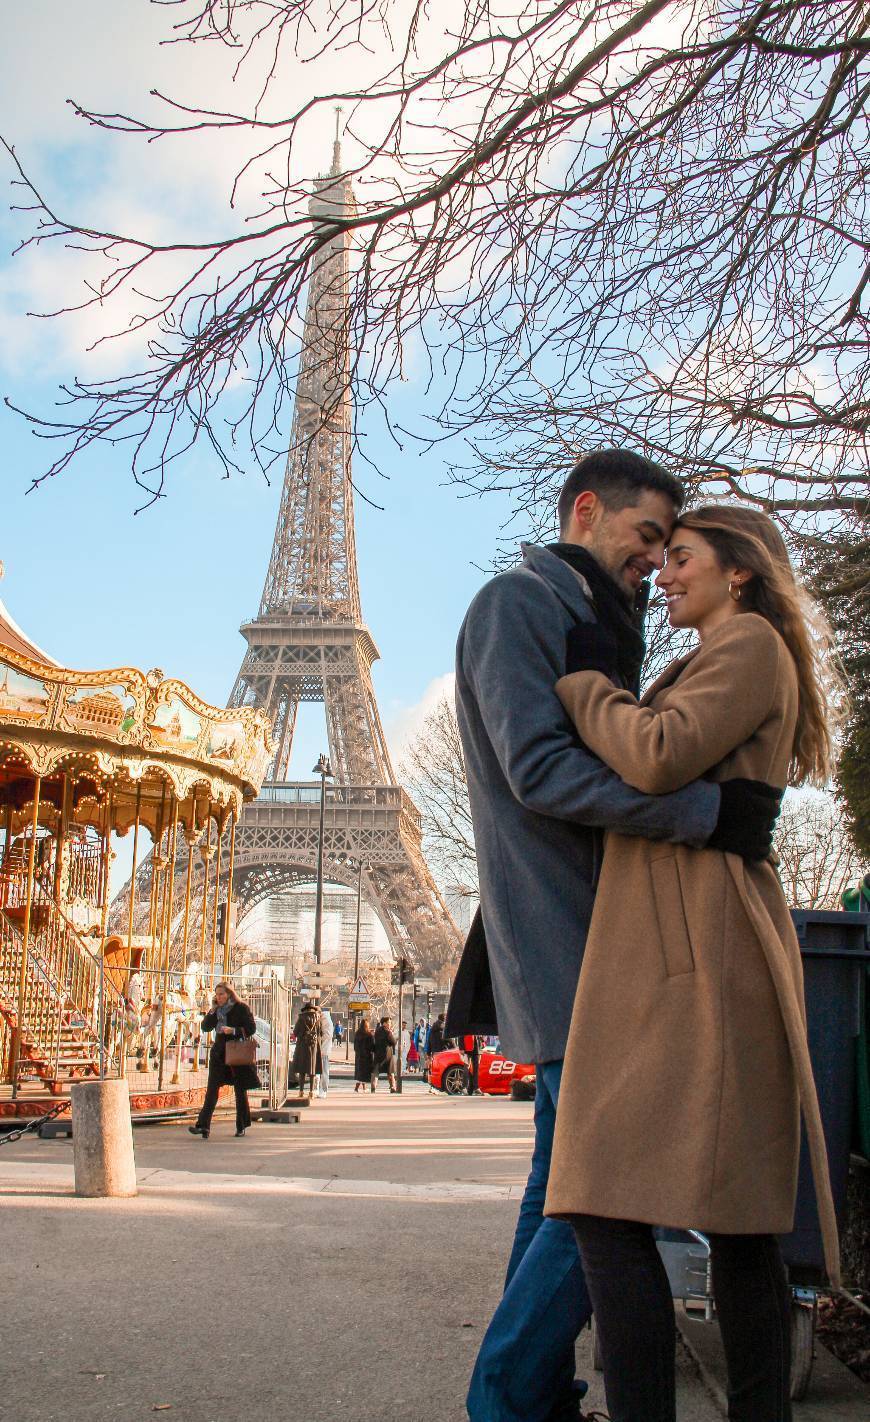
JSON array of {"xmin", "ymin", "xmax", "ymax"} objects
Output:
[{"xmin": 245, "ymin": 976, "xmax": 292, "ymax": 1109}]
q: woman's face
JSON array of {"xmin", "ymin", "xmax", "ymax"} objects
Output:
[
  {"xmin": 215, "ymin": 987, "xmax": 229, "ymax": 1006},
  {"xmin": 656, "ymin": 527, "xmax": 746, "ymax": 638}
]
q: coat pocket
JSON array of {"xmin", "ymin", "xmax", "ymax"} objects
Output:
[{"xmin": 649, "ymin": 850, "xmax": 695, "ymax": 977}]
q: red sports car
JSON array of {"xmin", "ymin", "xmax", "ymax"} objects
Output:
[{"xmin": 428, "ymin": 1046, "xmax": 535, "ymax": 1096}]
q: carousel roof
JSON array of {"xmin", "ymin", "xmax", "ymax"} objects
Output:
[
  {"xmin": 0, "ymin": 590, "xmax": 273, "ymax": 831},
  {"xmin": 0, "ymin": 595, "xmax": 58, "ymax": 667}
]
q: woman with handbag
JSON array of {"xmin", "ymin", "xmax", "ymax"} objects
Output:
[{"xmin": 188, "ymin": 981, "xmax": 260, "ymax": 1139}]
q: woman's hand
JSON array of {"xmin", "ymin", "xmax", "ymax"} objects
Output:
[{"xmin": 219, "ymin": 1025, "xmax": 235, "ymax": 1036}]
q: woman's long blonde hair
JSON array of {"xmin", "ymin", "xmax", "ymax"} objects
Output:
[{"xmin": 673, "ymin": 505, "xmax": 844, "ymax": 786}]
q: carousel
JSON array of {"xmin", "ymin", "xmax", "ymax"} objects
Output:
[{"xmin": 0, "ymin": 591, "xmax": 272, "ymax": 1117}]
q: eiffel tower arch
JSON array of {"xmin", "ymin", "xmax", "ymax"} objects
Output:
[{"xmin": 219, "ymin": 138, "xmax": 458, "ymax": 975}]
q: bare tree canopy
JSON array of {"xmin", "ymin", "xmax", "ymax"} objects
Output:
[
  {"xmin": 805, "ymin": 534, "xmax": 870, "ymax": 852},
  {"xmin": 2, "ymin": 0, "xmax": 867, "ymax": 550},
  {"xmin": 400, "ymin": 695, "xmax": 477, "ymax": 894},
  {"xmin": 774, "ymin": 790, "xmax": 860, "ymax": 908}
]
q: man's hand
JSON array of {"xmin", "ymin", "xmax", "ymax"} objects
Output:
[
  {"xmin": 564, "ymin": 622, "xmax": 619, "ymax": 676},
  {"xmin": 707, "ymin": 779, "xmax": 784, "ymax": 861}
]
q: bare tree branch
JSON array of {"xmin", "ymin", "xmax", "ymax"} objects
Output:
[
  {"xmin": 774, "ymin": 791, "xmax": 860, "ymax": 908},
  {"xmin": 399, "ymin": 695, "xmax": 477, "ymax": 895},
  {"xmin": 0, "ymin": 0, "xmax": 866, "ymax": 552}
]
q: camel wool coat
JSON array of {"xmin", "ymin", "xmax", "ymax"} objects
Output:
[{"xmin": 544, "ymin": 612, "xmax": 840, "ymax": 1285}]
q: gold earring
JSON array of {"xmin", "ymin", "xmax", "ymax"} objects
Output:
[{"xmin": 729, "ymin": 581, "xmax": 742, "ymax": 602}]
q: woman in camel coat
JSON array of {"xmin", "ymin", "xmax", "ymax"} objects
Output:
[{"xmin": 544, "ymin": 506, "xmax": 840, "ymax": 1422}]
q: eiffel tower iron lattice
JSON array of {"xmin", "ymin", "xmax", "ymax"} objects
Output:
[{"xmin": 115, "ymin": 134, "xmax": 459, "ymax": 978}]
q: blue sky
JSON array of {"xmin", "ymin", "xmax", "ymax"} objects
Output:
[{"xmin": 0, "ymin": 2, "xmax": 529, "ymax": 785}]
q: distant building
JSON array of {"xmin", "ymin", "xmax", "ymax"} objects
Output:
[{"xmin": 237, "ymin": 884, "xmax": 391, "ymax": 969}]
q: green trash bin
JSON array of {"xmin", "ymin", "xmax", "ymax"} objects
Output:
[
  {"xmin": 841, "ymin": 877, "xmax": 870, "ymax": 1159},
  {"xmin": 779, "ymin": 909, "xmax": 870, "ymax": 1283}
]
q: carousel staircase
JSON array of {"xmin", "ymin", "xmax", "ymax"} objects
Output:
[{"xmin": 0, "ymin": 873, "xmax": 124, "ymax": 1090}]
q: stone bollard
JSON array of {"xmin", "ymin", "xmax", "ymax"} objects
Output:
[{"xmin": 70, "ymin": 1078, "xmax": 137, "ymax": 1197}]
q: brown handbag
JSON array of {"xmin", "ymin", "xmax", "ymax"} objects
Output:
[{"xmin": 225, "ymin": 1036, "xmax": 257, "ymax": 1068}]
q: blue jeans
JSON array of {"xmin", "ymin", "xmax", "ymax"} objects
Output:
[{"xmin": 467, "ymin": 1060, "xmax": 593, "ymax": 1422}]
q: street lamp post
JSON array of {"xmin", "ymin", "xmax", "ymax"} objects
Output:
[
  {"xmin": 311, "ymin": 754, "xmax": 333, "ymax": 970},
  {"xmin": 348, "ymin": 857, "xmax": 367, "ymax": 1060}
]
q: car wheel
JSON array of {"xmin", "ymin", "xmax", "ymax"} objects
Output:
[{"xmin": 442, "ymin": 1064, "xmax": 470, "ymax": 1095}]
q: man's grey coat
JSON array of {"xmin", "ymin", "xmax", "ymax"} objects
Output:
[{"xmin": 454, "ymin": 544, "xmax": 719, "ymax": 1064}]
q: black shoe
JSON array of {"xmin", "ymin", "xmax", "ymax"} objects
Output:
[
  {"xmin": 188, "ymin": 1124, "xmax": 209, "ymax": 1138},
  {"xmin": 235, "ymin": 1128, "xmax": 246, "ymax": 1137},
  {"xmin": 547, "ymin": 1384, "xmax": 599, "ymax": 1422}
]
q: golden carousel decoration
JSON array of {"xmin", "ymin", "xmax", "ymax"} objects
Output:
[{"xmin": 0, "ymin": 592, "xmax": 272, "ymax": 1116}]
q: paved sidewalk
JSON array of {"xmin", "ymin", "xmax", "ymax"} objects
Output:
[{"xmin": 0, "ymin": 1093, "xmax": 858, "ymax": 1420}]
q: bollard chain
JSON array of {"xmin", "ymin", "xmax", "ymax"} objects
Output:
[{"xmin": 0, "ymin": 1101, "xmax": 70, "ymax": 1145}]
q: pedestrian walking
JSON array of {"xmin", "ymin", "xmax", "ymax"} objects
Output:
[
  {"xmin": 426, "ymin": 1012, "xmax": 448, "ymax": 1057},
  {"xmin": 373, "ymin": 1016, "xmax": 397, "ymax": 1092},
  {"xmin": 415, "ymin": 1016, "xmax": 430, "ymax": 1077},
  {"xmin": 353, "ymin": 1017, "xmax": 376, "ymax": 1093},
  {"xmin": 400, "ymin": 1019, "xmax": 411, "ymax": 1075},
  {"xmin": 546, "ymin": 504, "xmax": 841, "ymax": 1422},
  {"xmin": 465, "ymin": 1035, "xmax": 482, "ymax": 1096},
  {"xmin": 292, "ymin": 999, "xmax": 322, "ymax": 1100},
  {"xmin": 317, "ymin": 1006, "xmax": 334, "ymax": 1098},
  {"xmin": 451, "ymin": 450, "xmax": 784, "ymax": 1422},
  {"xmin": 188, "ymin": 981, "xmax": 259, "ymax": 1139}
]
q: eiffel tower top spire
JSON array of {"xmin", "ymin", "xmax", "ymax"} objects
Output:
[
  {"xmin": 332, "ymin": 105, "xmax": 343, "ymax": 176},
  {"xmin": 258, "ymin": 132, "xmax": 359, "ymax": 622}
]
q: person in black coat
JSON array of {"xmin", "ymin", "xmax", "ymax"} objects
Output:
[
  {"xmin": 189, "ymin": 981, "xmax": 260, "ymax": 1139},
  {"xmin": 427, "ymin": 1013, "xmax": 449, "ymax": 1057},
  {"xmin": 353, "ymin": 1018, "xmax": 376, "ymax": 1094},
  {"xmin": 292, "ymin": 1001, "xmax": 323, "ymax": 1099},
  {"xmin": 373, "ymin": 1016, "xmax": 397, "ymax": 1093}
]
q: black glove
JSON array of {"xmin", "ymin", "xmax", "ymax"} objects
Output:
[
  {"xmin": 707, "ymin": 778, "xmax": 784, "ymax": 861},
  {"xmin": 564, "ymin": 622, "xmax": 619, "ymax": 676}
]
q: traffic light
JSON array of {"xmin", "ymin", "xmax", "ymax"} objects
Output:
[{"xmin": 390, "ymin": 956, "xmax": 414, "ymax": 986}]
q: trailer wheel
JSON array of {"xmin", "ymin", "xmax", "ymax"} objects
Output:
[{"xmin": 789, "ymin": 1300, "xmax": 815, "ymax": 1401}]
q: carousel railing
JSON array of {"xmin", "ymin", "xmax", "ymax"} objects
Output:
[
  {"xmin": 0, "ymin": 868, "xmax": 126, "ymax": 1087},
  {"xmin": 30, "ymin": 878, "xmax": 126, "ymax": 1073},
  {"xmin": 0, "ymin": 905, "xmax": 63, "ymax": 1083},
  {"xmin": 66, "ymin": 838, "xmax": 104, "ymax": 906}
]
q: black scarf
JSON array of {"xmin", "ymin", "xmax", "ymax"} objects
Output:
[{"xmin": 547, "ymin": 542, "xmax": 648, "ymax": 694}]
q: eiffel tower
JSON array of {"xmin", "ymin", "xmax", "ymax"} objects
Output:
[
  {"xmin": 222, "ymin": 133, "xmax": 458, "ymax": 975},
  {"xmin": 111, "ymin": 133, "xmax": 459, "ymax": 976}
]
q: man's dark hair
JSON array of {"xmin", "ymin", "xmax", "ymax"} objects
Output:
[{"xmin": 557, "ymin": 449, "xmax": 685, "ymax": 534}]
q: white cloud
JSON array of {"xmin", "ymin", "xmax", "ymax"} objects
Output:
[{"xmin": 385, "ymin": 670, "xmax": 455, "ymax": 763}]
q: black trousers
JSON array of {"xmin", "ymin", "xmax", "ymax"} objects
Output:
[
  {"xmin": 572, "ymin": 1215, "xmax": 792, "ymax": 1422},
  {"xmin": 196, "ymin": 1052, "xmax": 252, "ymax": 1131}
]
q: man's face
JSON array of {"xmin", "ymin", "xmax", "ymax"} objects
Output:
[{"xmin": 571, "ymin": 489, "xmax": 678, "ymax": 600}]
